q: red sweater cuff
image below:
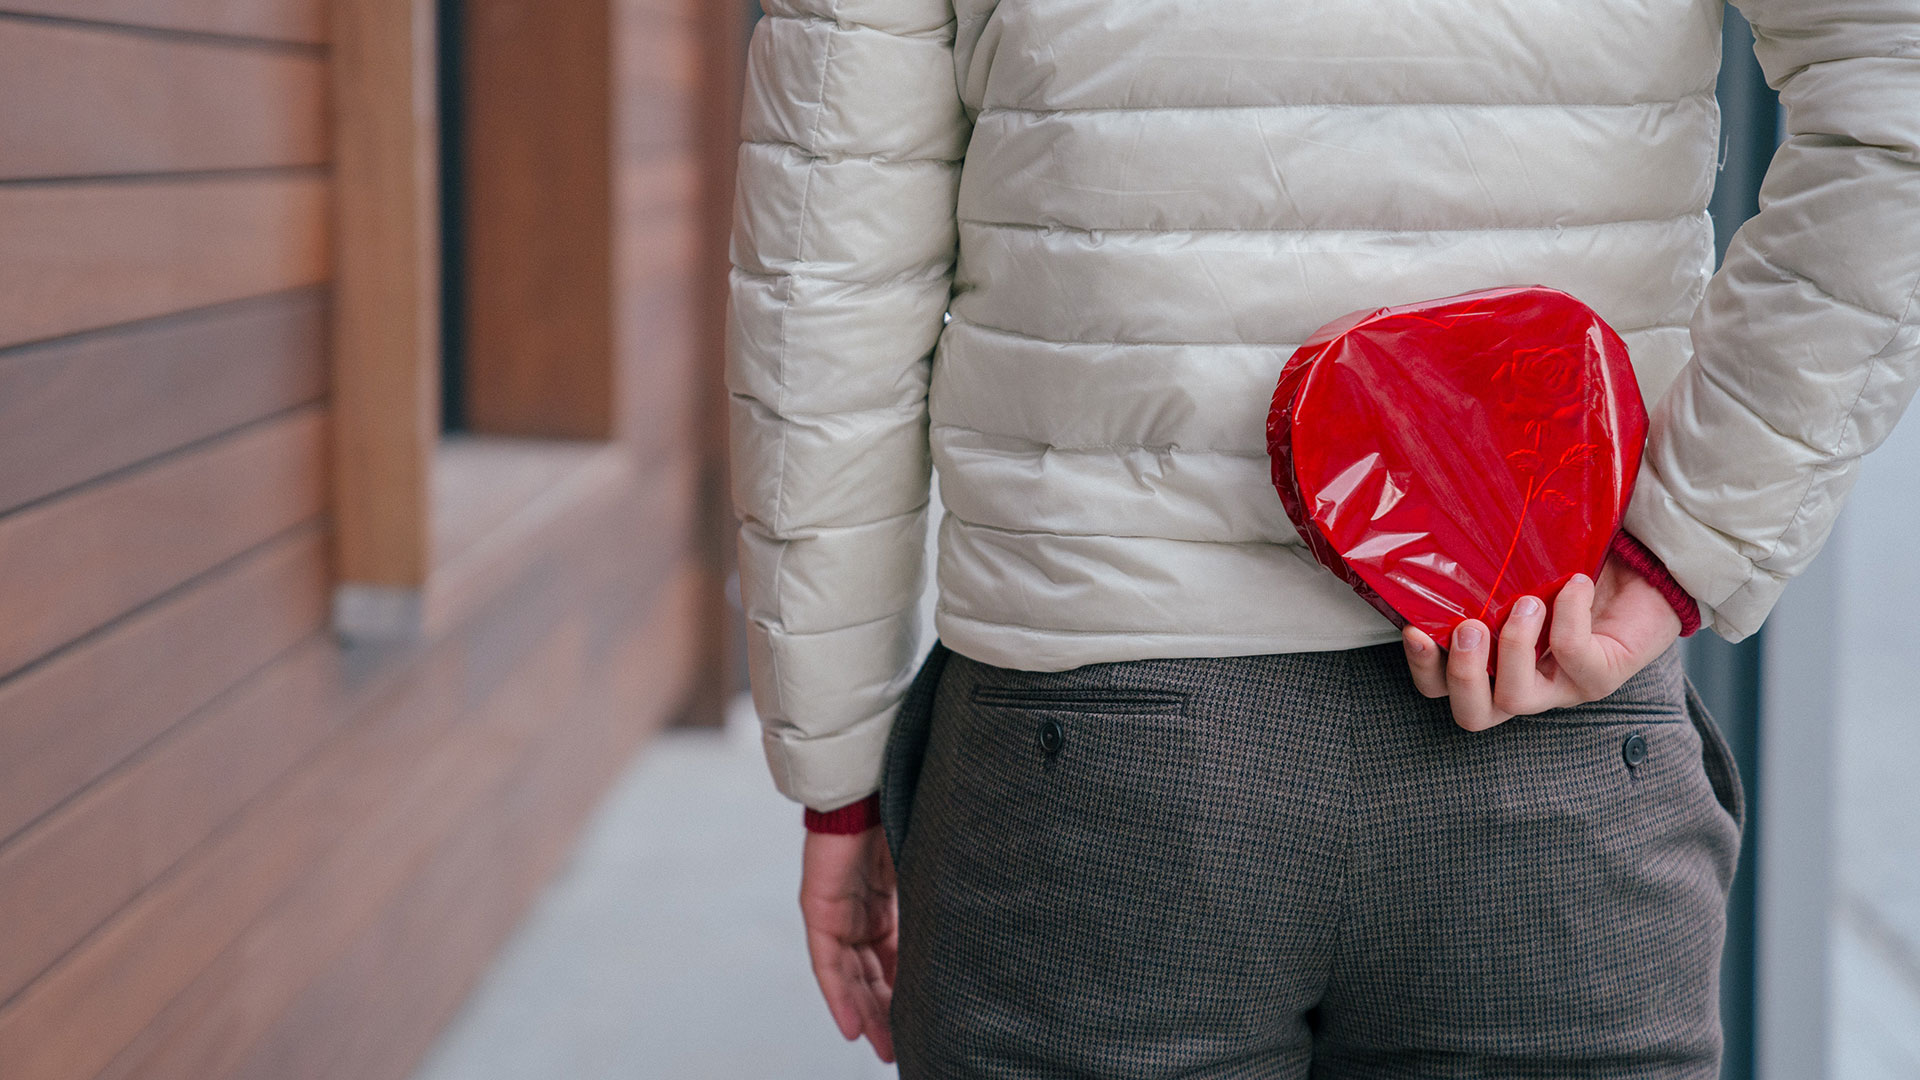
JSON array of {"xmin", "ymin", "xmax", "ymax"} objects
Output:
[
  {"xmin": 803, "ymin": 793, "xmax": 882, "ymax": 835},
  {"xmin": 1610, "ymin": 531, "xmax": 1702, "ymax": 638}
]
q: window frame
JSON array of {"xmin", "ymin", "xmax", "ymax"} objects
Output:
[{"xmin": 328, "ymin": 0, "xmax": 628, "ymax": 643}]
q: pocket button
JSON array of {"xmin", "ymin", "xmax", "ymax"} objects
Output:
[
  {"xmin": 1038, "ymin": 718, "xmax": 1066, "ymax": 756},
  {"xmin": 1622, "ymin": 733, "xmax": 1649, "ymax": 768}
]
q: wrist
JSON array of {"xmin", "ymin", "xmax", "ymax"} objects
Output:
[
  {"xmin": 1610, "ymin": 530, "xmax": 1701, "ymax": 637},
  {"xmin": 803, "ymin": 793, "xmax": 882, "ymax": 835}
]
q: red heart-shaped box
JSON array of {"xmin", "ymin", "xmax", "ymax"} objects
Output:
[{"xmin": 1266, "ymin": 286, "xmax": 1648, "ymax": 651}]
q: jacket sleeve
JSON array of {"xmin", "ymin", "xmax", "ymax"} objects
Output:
[
  {"xmin": 726, "ymin": 0, "xmax": 970, "ymax": 810},
  {"xmin": 1623, "ymin": 0, "xmax": 1920, "ymax": 640}
]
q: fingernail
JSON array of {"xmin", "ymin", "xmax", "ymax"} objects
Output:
[
  {"xmin": 1455, "ymin": 625, "xmax": 1484, "ymax": 651},
  {"xmin": 1516, "ymin": 596, "xmax": 1543, "ymax": 618},
  {"xmin": 1409, "ymin": 636, "xmax": 1430, "ymax": 654}
]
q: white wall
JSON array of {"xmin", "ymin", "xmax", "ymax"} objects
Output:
[{"xmin": 1826, "ymin": 404, "xmax": 1920, "ymax": 1077}]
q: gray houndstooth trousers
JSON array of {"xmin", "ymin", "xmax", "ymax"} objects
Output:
[{"xmin": 879, "ymin": 640, "xmax": 1744, "ymax": 1079}]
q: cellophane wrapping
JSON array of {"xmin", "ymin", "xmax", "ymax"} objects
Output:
[{"xmin": 1266, "ymin": 286, "xmax": 1648, "ymax": 650}]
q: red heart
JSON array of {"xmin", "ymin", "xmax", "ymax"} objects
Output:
[{"xmin": 1266, "ymin": 286, "xmax": 1648, "ymax": 652}]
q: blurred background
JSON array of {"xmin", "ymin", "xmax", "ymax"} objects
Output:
[{"xmin": 0, "ymin": 2, "xmax": 1910, "ymax": 1078}]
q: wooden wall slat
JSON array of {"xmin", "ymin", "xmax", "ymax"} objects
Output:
[
  {"xmin": 104, "ymin": 557, "xmax": 702, "ymax": 1080},
  {"xmin": 0, "ymin": 488, "xmax": 611, "ymax": 1080},
  {"xmin": 0, "ymin": 624, "xmax": 468, "ymax": 1080},
  {"xmin": 0, "ymin": 173, "xmax": 328, "ymax": 352},
  {"xmin": 687, "ymin": 0, "xmax": 749, "ymax": 725},
  {"xmin": 0, "ymin": 657, "xmax": 451, "ymax": 1080},
  {"xmin": 0, "ymin": 407, "xmax": 325, "ymax": 678},
  {"xmin": 613, "ymin": 5, "xmax": 696, "ymax": 158},
  {"xmin": 617, "ymin": 160, "xmax": 699, "ymax": 260},
  {"xmin": 424, "ymin": 443, "xmax": 638, "ymax": 636},
  {"xmin": 0, "ymin": 524, "xmax": 325, "ymax": 848},
  {"xmin": 617, "ymin": 0, "xmax": 689, "ymax": 20},
  {"xmin": 0, "ymin": 290, "xmax": 327, "ymax": 516},
  {"xmin": 107, "ymin": 621, "xmax": 590, "ymax": 1080},
  {"xmin": 0, "ymin": 18, "xmax": 325, "ymax": 180},
  {"xmin": 0, "ymin": 613, "xmax": 337, "ymax": 1007},
  {"xmin": 231, "ymin": 572, "xmax": 701, "ymax": 1080},
  {"xmin": 0, "ymin": 2, "xmax": 325, "ymax": 45},
  {"xmin": 615, "ymin": 156, "xmax": 700, "ymax": 459},
  {"xmin": 621, "ymin": 278, "xmax": 698, "ymax": 456},
  {"xmin": 0, "ymin": 466, "xmax": 698, "ymax": 1080},
  {"xmin": 613, "ymin": 4, "xmax": 704, "ymax": 134},
  {"xmin": 430, "ymin": 437, "xmax": 608, "ymax": 570},
  {"xmin": 232, "ymin": 736, "xmax": 558, "ymax": 1080}
]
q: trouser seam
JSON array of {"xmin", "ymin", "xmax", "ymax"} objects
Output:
[{"xmin": 1320, "ymin": 647, "xmax": 1365, "ymax": 1013}]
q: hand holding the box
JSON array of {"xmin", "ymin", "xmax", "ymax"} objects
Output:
[{"xmin": 1401, "ymin": 547, "xmax": 1682, "ymax": 731}]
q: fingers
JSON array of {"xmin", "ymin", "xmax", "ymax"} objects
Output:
[
  {"xmin": 1491, "ymin": 595, "xmax": 1549, "ymax": 715},
  {"xmin": 806, "ymin": 930, "xmax": 866, "ymax": 1042},
  {"xmin": 1549, "ymin": 573, "xmax": 1612, "ymax": 694},
  {"xmin": 807, "ymin": 933, "xmax": 897, "ymax": 1063},
  {"xmin": 1403, "ymin": 626, "xmax": 1448, "ymax": 698},
  {"xmin": 1412, "ymin": 604, "xmax": 1558, "ymax": 729},
  {"xmin": 1444, "ymin": 620, "xmax": 1501, "ymax": 731},
  {"xmin": 874, "ymin": 910, "xmax": 899, "ymax": 990},
  {"xmin": 861, "ymin": 895, "xmax": 900, "ymax": 1062},
  {"xmin": 856, "ymin": 946, "xmax": 897, "ymax": 1062}
]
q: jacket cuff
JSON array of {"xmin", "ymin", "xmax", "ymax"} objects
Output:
[
  {"xmin": 1611, "ymin": 530, "xmax": 1702, "ymax": 638},
  {"xmin": 803, "ymin": 793, "xmax": 882, "ymax": 835}
]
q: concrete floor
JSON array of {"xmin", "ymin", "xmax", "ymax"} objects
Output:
[{"xmin": 409, "ymin": 698, "xmax": 897, "ymax": 1080}]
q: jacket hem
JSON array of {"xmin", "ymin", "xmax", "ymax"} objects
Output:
[{"xmin": 936, "ymin": 609, "xmax": 1403, "ymax": 674}]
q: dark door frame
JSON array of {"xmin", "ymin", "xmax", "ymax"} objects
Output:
[{"xmin": 1695, "ymin": 9, "xmax": 1786, "ymax": 1078}]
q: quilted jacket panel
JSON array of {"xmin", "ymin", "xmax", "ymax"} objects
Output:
[{"xmin": 727, "ymin": 0, "xmax": 1920, "ymax": 809}]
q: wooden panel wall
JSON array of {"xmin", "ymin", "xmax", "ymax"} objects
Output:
[
  {"xmin": 0, "ymin": 1, "xmax": 326, "ymax": 43},
  {"xmin": 0, "ymin": 3, "xmax": 725, "ymax": 1079}
]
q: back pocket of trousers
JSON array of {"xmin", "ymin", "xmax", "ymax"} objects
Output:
[
  {"xmin": 1685, "ymin": 677, "xmax": 1745, "ymax": 831},
  {"xmin": 968, "ymin": 685, "xmax": 1188, "ymax": 715}
]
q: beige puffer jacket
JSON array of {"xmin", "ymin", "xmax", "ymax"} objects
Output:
[{"xmin": 728, "ymin": 0, "xmax": 1920, "ymax": 810}]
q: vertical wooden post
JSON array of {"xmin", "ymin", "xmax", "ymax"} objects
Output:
[{"xmin": 329, "ymin": 0, "xmax": 442, "ymax": 634}]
